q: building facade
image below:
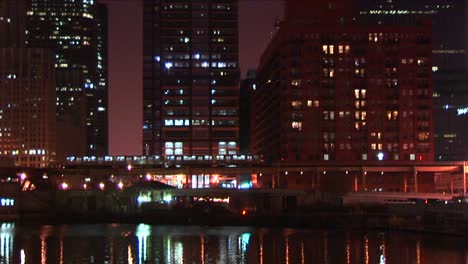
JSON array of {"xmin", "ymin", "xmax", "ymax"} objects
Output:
[
  {"xmin": 143, "ymin": 0, "xmax": 240, "ymax": 157},
  {"xmin": 0, "ymin": 48, "xmax": 56, "ymax": 167},
  {"xmin": 0, "ymin": 0, "xmax": 56, "ymax": 167},
  {"xmin": 253, "ymin": 0, "xmax": 434, "ymax": 164},
  {"xmin": 26, "ymin": 0, "xmax": 108, "ymax": 161},
  {"xmin": 0, "ymin": 0, "xmax": 26, "ymax": 48},
  {"xmin": 356, "ymin": 0, "xmax": 468, "ymax": 161}
]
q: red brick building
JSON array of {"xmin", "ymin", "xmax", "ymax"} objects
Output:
[{"xmin": 253, "ymin": 0, "xmax": 434, "ymax": 164}]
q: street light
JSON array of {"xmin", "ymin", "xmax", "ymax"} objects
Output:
[{"xmin": 19, "ymin": 173, "xmax": 27, "ymax": 181}]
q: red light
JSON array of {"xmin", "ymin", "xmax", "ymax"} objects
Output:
[
  {"xmin": 242, "ymin": 210, "xmax": 247, "ymax": 216},
  {"xmin": 419, "ymin": 156, "xmax": 423, "ymax": 161}
]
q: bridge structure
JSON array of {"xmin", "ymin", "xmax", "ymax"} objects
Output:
[{"xmin": 1, "ymin": 157, "xmax": 466, "ymax": 195}]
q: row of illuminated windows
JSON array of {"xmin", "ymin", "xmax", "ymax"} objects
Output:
[
  {"xmin": 164, "ymin": 109, "xmax": 236, "ymax": 116},
  {"xmin": 164, "ymin": 141, "xmax": 183, "ymax": 155},
  {"xmin": 291, "ymin": 100, "xmax": 320, "ymax": 109},
  {"xmin": 322, "ymin": 45, "xmax": 351, "ymax": 55},
  {"xmin": 164, "ymin": 61, "xmax": 237, "ymax": 69},
  {"xmin": 0, "ymin": 17, "xmax": 12, "ymax": 23},
  {"xmin": 27, "ymin": 11, "xmax": 93, "ymax": 18},
  {"xmin": 157, "ymin": 53, "xmax": 224, "ymax": 60},
  {"xmin": 164, "ymin": 119, "xmax": 236, "ymax": 127},
  {"xmin": 164, "ymin": 99, "xmax": 236, "ymax": 106}
]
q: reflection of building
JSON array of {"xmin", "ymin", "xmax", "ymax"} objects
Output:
[
  {"xmin": 253, "ymin": 0, "xmax": 434, "ymax": 163},
  {"xmin": 26, "ymin": 0, "xmax": 108, "ymax": 161},
  {"xmin": 142, "ymin": 0, "xmax": 240, "ymax": 157},
  {"xmin": 0, "ymin": 0, "xmax": 56, "ymax": 167},
  {"xmin": 356, "ymin": 0, "xmax": 468, "ymax": 160}
]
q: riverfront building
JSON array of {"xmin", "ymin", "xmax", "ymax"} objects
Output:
[
  {"xmin": 0, "ymin": 48, "xmax": 57, "ymax": 167},
  {"xmin": 142, "ymin": 0, "xmax": 240, "ymax": 157},
  {"xmin": 0, "ymin": 0, "xmax": 56, "ymax": 167},
  {"xmin": 253, "ymin": 0, "xmax": 434, "ymax": 164},
  {"xmin": 26, "ymin": 0, "xmax": 108, "ymax": 161},
  {"xmin": 356, "ymin": 0, "xmax": 468, "ymax": 161}
]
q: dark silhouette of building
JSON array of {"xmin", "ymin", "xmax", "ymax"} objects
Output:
[
  {"xmin": 142, "ymin": 0, "xmax": 240, "ymax": 157},
  {"xmin": 0, "ymin": 0, "xmax": 56, "ymax": 167},
  {"xmin": 356, "ymin": 0, "xmax": 468, "ymax": 161},
  {"xmin": 26, "ymin": 0, "xmax": 108, "ymax": 161},
  {"xmin": 239, "ymin": 70, "xmax": 256, "ymax": 155},
  {"xmin": 253, "ymin": 0, "xmax": 434, "ymax": 163}
]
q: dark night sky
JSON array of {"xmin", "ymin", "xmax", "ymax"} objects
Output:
[{"xmin": 103, "ymin": 0, "xmax": 283, "ymax": 155}]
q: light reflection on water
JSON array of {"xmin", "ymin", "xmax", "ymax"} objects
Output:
[{"xmin": 1, "ymin": 223, "xmax": 468, "ymax": 263}]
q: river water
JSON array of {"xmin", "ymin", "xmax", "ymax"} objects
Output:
[{"xmin": 1, "ymin": 222, "xmax": 467, "ymax": 263}]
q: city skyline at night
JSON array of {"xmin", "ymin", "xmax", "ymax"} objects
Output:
[{"xmin": 0, "ymin": 0, "xmax": 466, "ymax": 164}]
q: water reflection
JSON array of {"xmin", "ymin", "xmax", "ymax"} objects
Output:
[
  {"xmin": 1, "ymin": 223, "xmax": 468, "ymax": 263},
  {"xmin": 0, "ymin": 223, "xmax": 14, "ymax": 264}
]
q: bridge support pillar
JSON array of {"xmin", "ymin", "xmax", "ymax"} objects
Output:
[
  {"xmin": 463, "ymin": 162, "xmax": 467, "ymax": 196},
  {"xmin": 414, "ymin": 168, "xmax": 418, "ymax": 193}
]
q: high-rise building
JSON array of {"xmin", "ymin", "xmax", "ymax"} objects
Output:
[
  {"xmin": 253, "ymin": 0, "xmax": 434, "ymax": 163},
  {"xmin": 0, "ymin": 0, "xmax": 56, "ymax": 167},
  {"xmin": 143, "ymin": 0, "xmax": 240, "ymax": 157},
  {"xmin": 356, "ymin": 0, "xmax": 468, "ymax": 161},
  {"xmin": 26, "ymin": 0, "xmax": 108, "ymax": 161},
  {"xmin": 0, "ymin": 48, "xmax": 57, "ymax": 167}
]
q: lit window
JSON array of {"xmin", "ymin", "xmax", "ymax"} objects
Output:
[
  {"xmin": 292, "ymin": 122, "xmax": 302, "ymax": 130},
  {"xmin": 165, "ymin": 62, "xmax": 173, "ymax": 70},
  {"xmin": 322, "ymin": 45, "xmax": 328, "ymax": 54},
  {"xmin": 291, "ymin": 101, "xmax": 302, "ymax": 109}
]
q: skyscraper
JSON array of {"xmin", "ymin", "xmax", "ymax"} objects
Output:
[
  {"xmin": 143, "ymin": 0, "xmax": 240, "ymax": 157},
  {"xmin": 26, "ymin": 0, "xmax": 108, "ymax": 161},
  {"xmin": 0, "ymin": 48, "xmax": 57, "ymax": 167},
  {"xmin": 356, "ymin": 0, "xmax": 468, "ymax": 160},
  {"xmin": 253, "ymin": 0, "xmax": 434, "ymax": 163},
  {"xmin": 0, "ymin": 0, "xmax": 56, "ymax": 167}
]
